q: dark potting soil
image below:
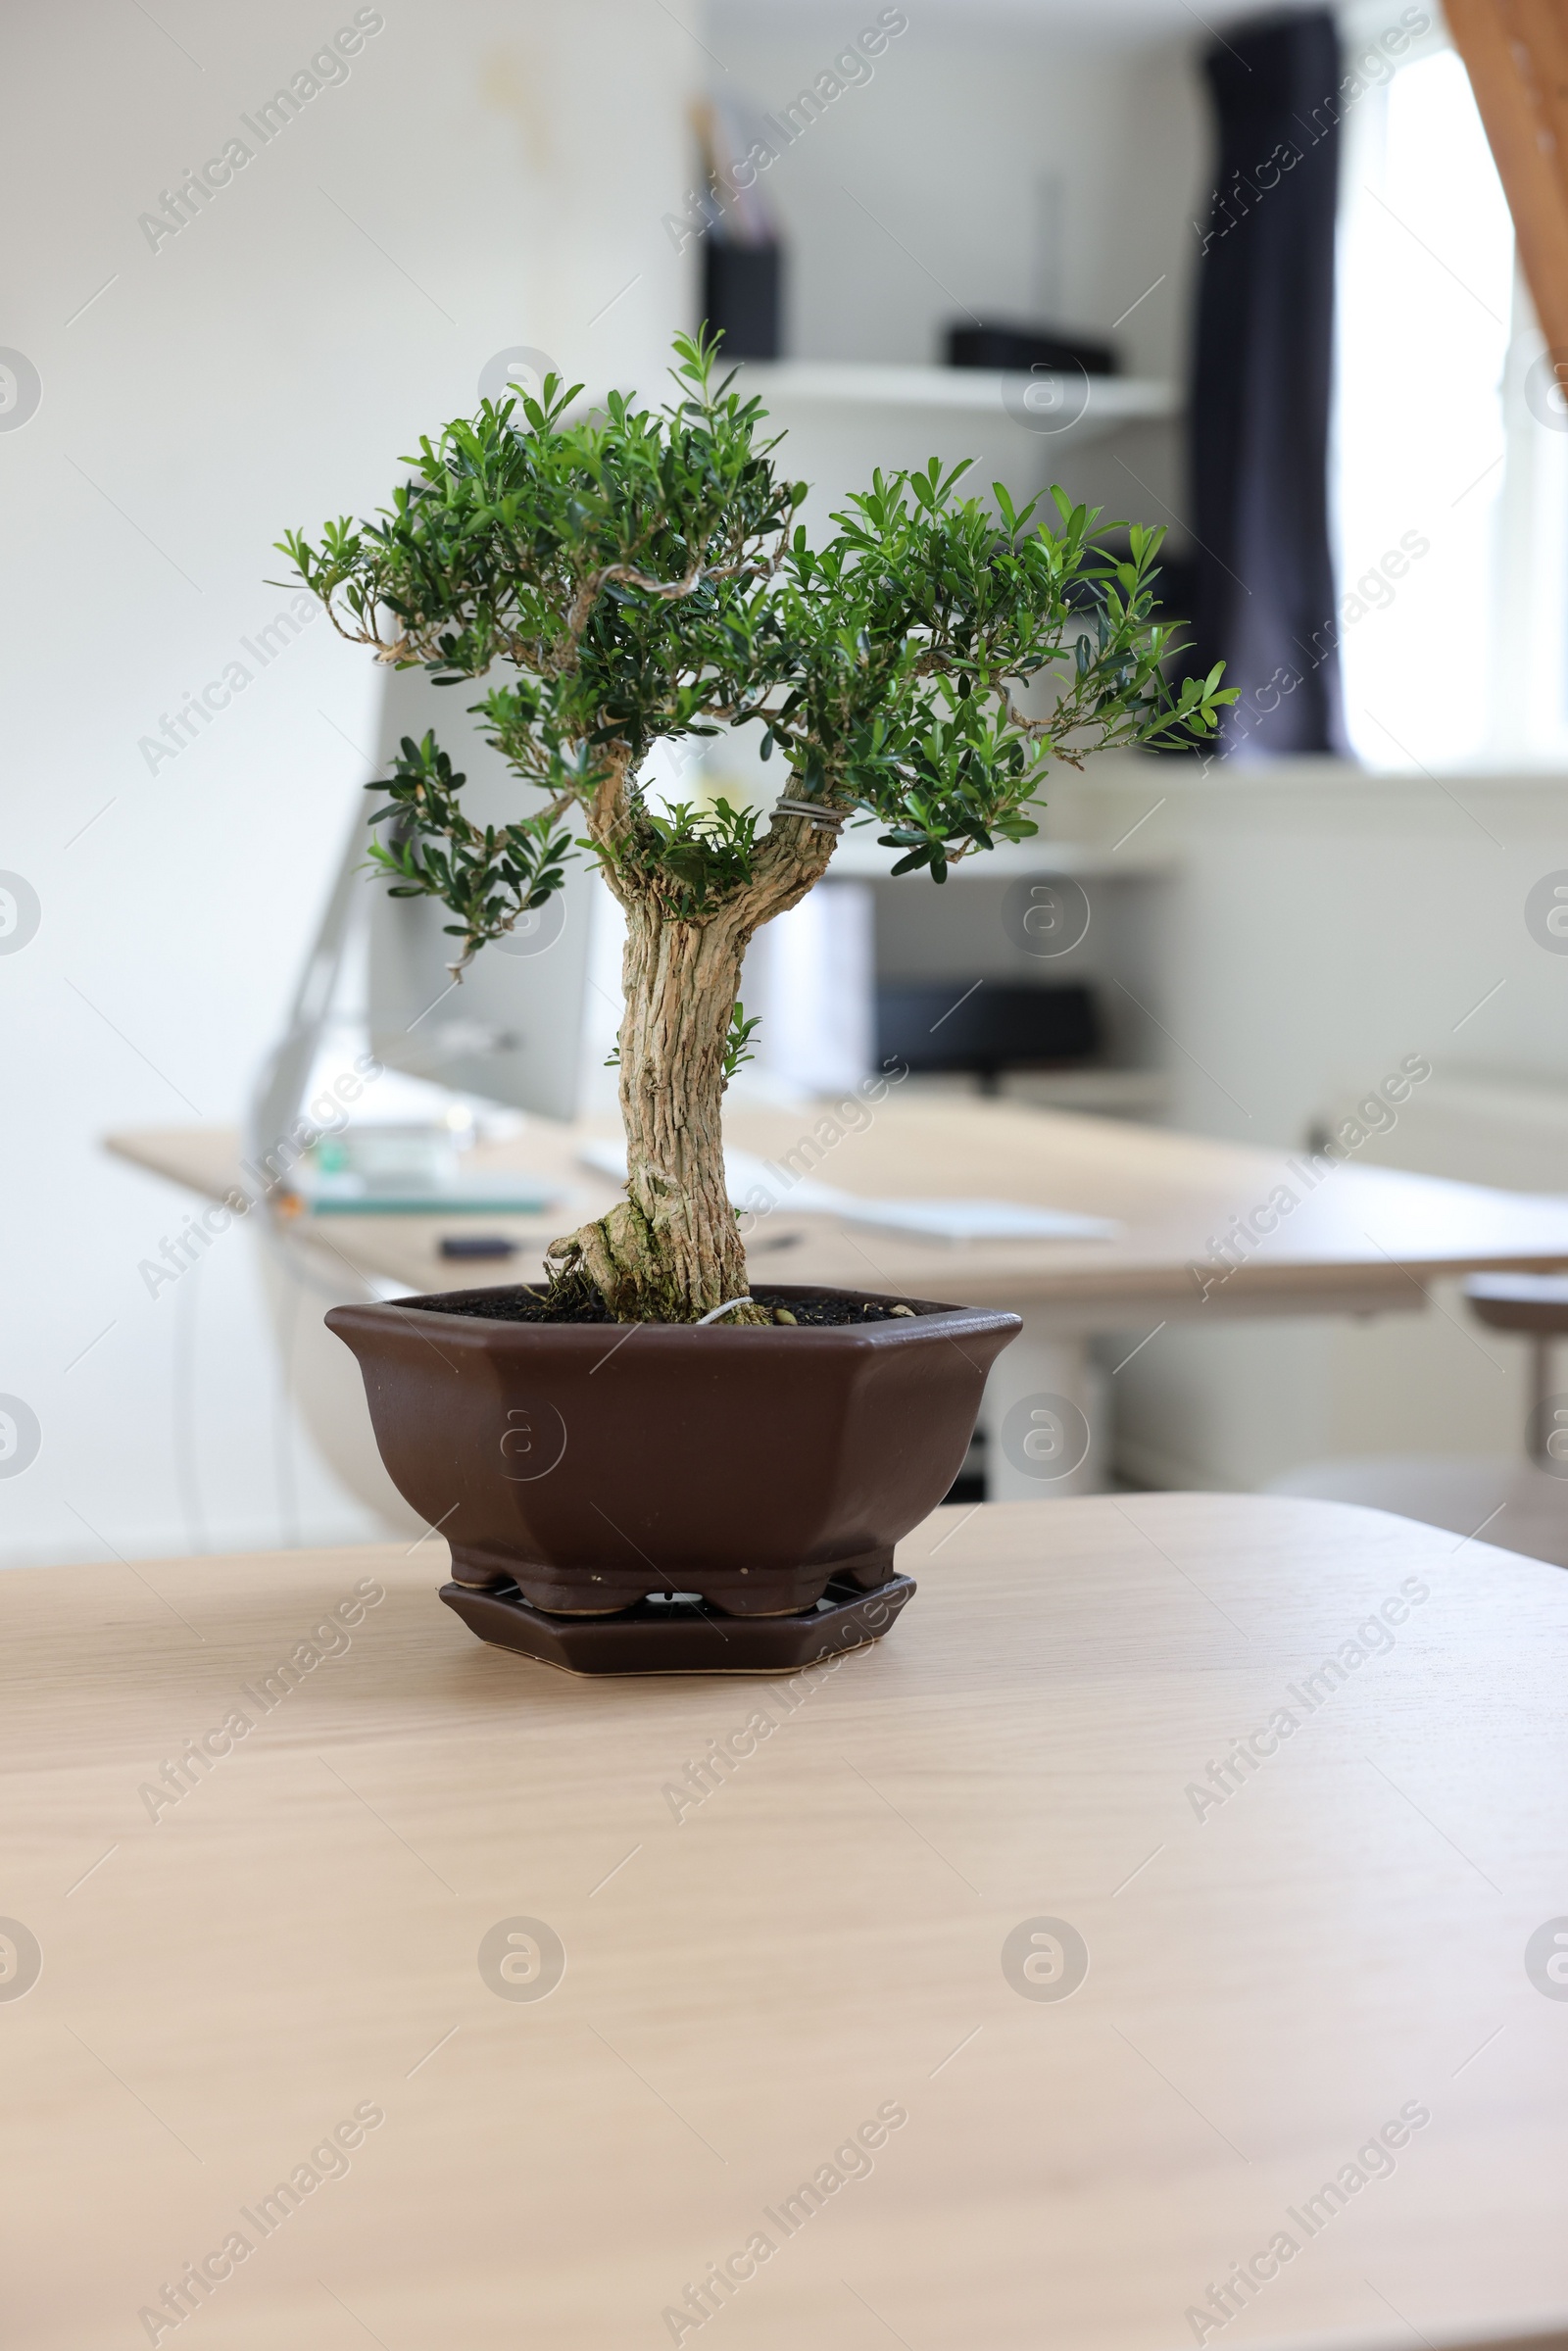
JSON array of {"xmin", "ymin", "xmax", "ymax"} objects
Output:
[
  {"xmin": 407, "ymin": 1287, "xmax": 932, "ymax": 1327},
  {"xmin": 757, "ymin": 1294, "xmax": 926, "ymax": 1326}
]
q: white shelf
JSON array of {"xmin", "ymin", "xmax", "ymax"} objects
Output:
[{"xmin": 736, "ymin": 360, "xmax": 1180, "ymax": 437}]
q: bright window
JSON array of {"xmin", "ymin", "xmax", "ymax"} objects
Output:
[{"xmin": 1331, "ymin": 25, "xmax": 1568, "ymax": 767}]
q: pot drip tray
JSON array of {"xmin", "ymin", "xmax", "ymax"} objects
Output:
[{"xmin": 438, "ymin": 1572, "xmax": 916, "ymax": 1676}]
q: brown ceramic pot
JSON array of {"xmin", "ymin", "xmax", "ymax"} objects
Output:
[{"xmin": 326, "ymin": 1285, "xmax": 1019, "ymax": 1617}]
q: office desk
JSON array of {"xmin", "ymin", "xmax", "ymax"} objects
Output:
[
  {"xmin": 5, "ymin": 1495, "xmax": 1566, "ymax": 2350},
  {"xmin": 108, "ymin": 1100, "xmax": 1568, "ymax": 1498}
]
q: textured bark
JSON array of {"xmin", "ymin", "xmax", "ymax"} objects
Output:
[
  {"xmin": 549, "ymin": 902, "xmax": 755, "ymax": 1320},
  {"xmin": 546, "ymin": 805, "xmax": 839, "ymax": 1322}
]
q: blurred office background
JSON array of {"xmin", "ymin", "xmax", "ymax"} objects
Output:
[{"xmin": 4, "ymin": 0, "xmax": 1568, "ymax": 1567}]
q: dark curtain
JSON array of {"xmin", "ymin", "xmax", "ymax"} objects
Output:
[{"xmin": 1189, "ymin": 10, "xmax": 1346, "ymax": 757}]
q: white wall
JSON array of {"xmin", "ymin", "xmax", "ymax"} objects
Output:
[{"xmin": 0, "ymin": 0, "xmax": 694, "ymax": 1567}]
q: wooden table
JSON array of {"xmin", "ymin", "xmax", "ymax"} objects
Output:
[
  {"xmin": 4, "ymin": 1496, "xmax": 1566, "ymax": 2350},
  {"xmin": 108, "ymin": 1101, "xmax": 1568, "ymax": 1500}
]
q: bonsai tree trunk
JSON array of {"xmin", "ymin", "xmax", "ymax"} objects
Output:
[
  {"xmin": 547, "ymin": 900, "xmax": 758, "ymax": 1322},
  {"xmin": 546, "ymin": 812, "xmax": 838, "ymax": 1323}
]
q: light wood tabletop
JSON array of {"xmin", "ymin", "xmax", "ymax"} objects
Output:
[
  {"xmin": 106, "ymin": 1096, "xmax": 1568, "ymax": 1320},
  {"xmin": 4, "ymin": 1495, "xmax": 1567, "ymax": 2350}
]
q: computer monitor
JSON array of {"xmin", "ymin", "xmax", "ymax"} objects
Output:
[
  {"xmin": 367, "ymin": 663, "xmax": 595, "ymax": 1122},
  {"xmin": 875, "ymin": 980, "xmax": 1099, "ymax": 1085}
]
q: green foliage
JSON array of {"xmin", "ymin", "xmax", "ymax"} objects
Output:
[
  {"xmin": 279, "ymin": 328, "xmax": 1232, "ymax": 962},
  {"xmin": 722, "ymin": 1002, "xmax": 762, "ymax": 1087},
  {"xmin": 769, "ymin": 470, "xmax": 1227, "ymax": 883},
  {"xmin": 366, "ymin": 732, "xmax": 572, "ymax": 961},
  {"xmin": 616, "ymin": 797, "xmax": 761, "ymax": 921}
]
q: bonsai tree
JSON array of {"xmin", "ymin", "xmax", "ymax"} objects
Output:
[{"xmin": 280, "ymin": 331, "xmax": 1231, "ymax": 1324}]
